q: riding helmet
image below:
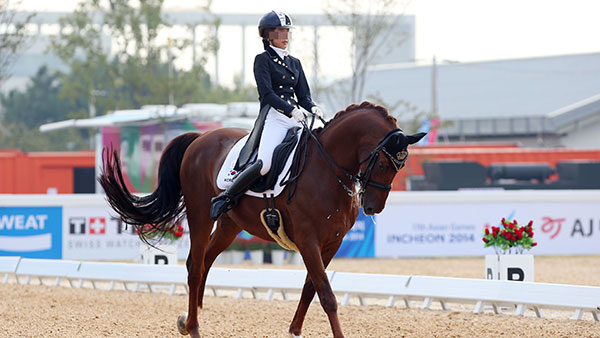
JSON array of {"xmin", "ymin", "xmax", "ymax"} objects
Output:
[{"xmin": 258, "ymin": 10, "xmax": 294, "ymax": 38}]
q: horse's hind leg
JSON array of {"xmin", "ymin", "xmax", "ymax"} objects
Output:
[
  {"xmin": 289, "ymin": 242, "xmax": 342, "ymax": 338},
  {"xmin": 197, "ymin": 216, "xmax": 241, "ymax": 308},
  {"xmin": 179, "ymin": 207, "xmax": 213, "ymax": 337}
]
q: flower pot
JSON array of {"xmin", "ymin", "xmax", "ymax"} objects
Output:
[
  {"xmin": 140, "ymin": 244, "xmax": 178, "ymax": 265},
  {"xmin": 485, "ymin": 254, "xmax": 534, "ymax": 282},
  {"xmin": 215, "ymin": 251, "xmax": 232, "ymax": 265},
  {"xmin": 270, "ymin": 250, "xmax": 285, "ymax": 265},
  {"xmin": 249, "ymin": 250, "xmax": 264, "ymax": 265},
  {"xmin": 231, "ymin": 250, "xmax": 245, "ymax": 265}
]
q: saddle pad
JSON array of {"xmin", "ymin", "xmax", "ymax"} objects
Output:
[{"xmin": 216, "ymin": 129, "xmax": 302, "ymax": 198}]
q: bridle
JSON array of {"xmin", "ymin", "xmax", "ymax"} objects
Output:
[
  {"xmin": 304, "ymin": 118, "xmax": 408, "ymax": 197},
  {"xmin": 356, "ymin": 128, "xmax": 408, "ymax": 194}
]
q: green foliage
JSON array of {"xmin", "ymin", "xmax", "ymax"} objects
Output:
[
  {"xmin": 0, "ymin": 0, "xmax": 256, "ymax": 152},
  {"xmin": 0, "ymin": 0, "xmax": 35, "ymax": 87},
  {"xmin": 2, "ymin": 66, "xmax": 74, "ymax": 128},
  {"xmin": 48, "ymin": 0, "xmax": 251, "ymax": 115},
  {"xmin": 0, "ymin": 65, "xmax": 89, "ymax": 151},
  {"xmin": 0, "ymin": 122, "xmax": 89, "ymax": 151}
]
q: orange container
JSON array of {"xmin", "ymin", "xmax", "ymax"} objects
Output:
[
  {"xmin": 0, "ymin": 149, "xmax": 95, "ymax": 194},
  {"xmin": 393, "ymin": 146, "xmax": 600, "ymax": 190}
]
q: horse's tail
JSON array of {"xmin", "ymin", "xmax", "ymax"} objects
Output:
[{"xmin": 98, "ymin": 132, "xmax": 200, "ymax": 244}]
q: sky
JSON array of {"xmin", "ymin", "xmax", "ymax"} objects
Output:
[{"xmin": 16, "ymin": 0, "xmax": 600, "ymax": 86}]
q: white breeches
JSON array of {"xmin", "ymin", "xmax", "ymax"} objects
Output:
[{"xmin": 256, "ymin": 107, "xmax": 302, "ymax": 175}]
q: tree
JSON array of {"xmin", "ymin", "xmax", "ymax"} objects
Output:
[
  {"xmin": 0, "ymin": 122, "xmax": 88, "ymax": 151},
  {"xmin": 1, "ymin": 65, "xmax": 75, "ymax": 128},
  {"xmin": 0, "ymin": 0, "xmax": 34, "ymax": 88},
  {"xmin": 49, "ymin": 0, "xmax": 224, "ymax": 117},
  {"xmin": 323, "ymin": 0, "xmax": 410, "ymax": 103},
  {"xmin": 0, "ymin": 65, "xmax": 89, "ymax": 151}
]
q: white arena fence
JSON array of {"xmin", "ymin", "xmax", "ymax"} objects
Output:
[{"xmin": 1, "ymin": 256, "xmax": 598, "ymax": 322}]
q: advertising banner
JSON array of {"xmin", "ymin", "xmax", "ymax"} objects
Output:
[
  {"xmin": 0, "ymin": 206, "xmax": 63, "ymax": 258},
  {"xmin": 62, "ymin": 206, "xmax": 191, "ymax": 261},
  {"xmin": 63, "ymin": 207, "xmax": 140, "ymax": 260},
  {"xmin": 375, "ymin": 202, "xmax": 600, "ymax": 257},
  {"xmin": 335, "ymin": 209, "xmax": 375, "ymax": 258},
  {"xmin": 63, "ymin": 206, "xmax": 189, "ymax": 261}
]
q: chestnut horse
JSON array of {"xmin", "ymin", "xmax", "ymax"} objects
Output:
[{"xmin": 99, "ymin": 101, "xmax": 425, "ymax": 338}]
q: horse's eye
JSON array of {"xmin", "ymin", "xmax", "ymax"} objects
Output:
[{"xmin": 378, "ymin": 162, "xmax": 385, "ymax": 170}]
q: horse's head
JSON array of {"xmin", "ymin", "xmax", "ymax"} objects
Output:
[
  {"xmin": 357, "ymin": 124, "xmax": 425, "ymax": 216},
  {"xmin": 314, "ymin": 101, "xmax": 426, "ymax": 215}
]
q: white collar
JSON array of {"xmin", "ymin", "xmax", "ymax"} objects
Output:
[{"xmin": 270, "ymin": 45, "xmax": 289, "ymax": 59}]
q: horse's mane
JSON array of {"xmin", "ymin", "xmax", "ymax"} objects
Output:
[{"xmin": 313, "ymin": 101, "xmax": 398, "ymax": 135}]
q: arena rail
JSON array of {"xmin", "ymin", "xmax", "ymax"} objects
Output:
[{"xmin": 2, "ymin": 257, "xmax": 599, "ymax": 321}]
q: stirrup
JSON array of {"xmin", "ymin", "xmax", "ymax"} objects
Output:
[
  {"xmin": 261, "ymin": 194, "xmax": 280, "ymax": 234},
  {"xmin": 210, "ymin": 195, "xmax": 235, "ymax": 220}
]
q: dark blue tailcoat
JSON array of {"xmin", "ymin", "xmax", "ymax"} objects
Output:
[
  {"xmin": 236, "ymin": 47, "xmax": 315, "ymax": 169},
  {"xmin": 254, "ymin": 46, "xmax": 316, "ymax": 116}
]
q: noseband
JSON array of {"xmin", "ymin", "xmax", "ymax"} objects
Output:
[{"xmin": 306, "ymin": 122, "xmax": 407, "ymax": 197}]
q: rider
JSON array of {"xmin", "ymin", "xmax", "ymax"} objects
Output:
[{"xmin": 210, "ymin": 10, "xmax": 324, "ymax": 221}]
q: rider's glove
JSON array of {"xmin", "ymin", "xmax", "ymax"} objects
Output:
[
  {"xmin": 291, "ymin": 107, "xmax": 307, "ymax": 123},
  {"xmin": 311, "ymin": 106, "xmax": 324, "ymax": 119}
]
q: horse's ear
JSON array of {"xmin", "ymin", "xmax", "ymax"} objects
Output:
[{"xmin": 407, "ymin": 132, "xmax": 427, "ymax": 145}]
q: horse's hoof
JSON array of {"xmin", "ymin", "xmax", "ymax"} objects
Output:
[
  {"xmin": 177, "ymin": 313, "xmax": 189, "ymax": 335},
  {"xmin": 289, "ymin": 333, "xmax": 302, "ymax": 338}
]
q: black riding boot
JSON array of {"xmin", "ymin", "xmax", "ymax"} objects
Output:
[{"xmin": 210, "ymin": 160, "xmax": 263, "ymax": 220}]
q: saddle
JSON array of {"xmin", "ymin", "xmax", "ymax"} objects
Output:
[
  {"xmin": 216, "ymin": 119, "xmax": 314, "ymax": 250},
  {"xmin": 215, "ymin": 126, "xmax": 302, "ymax": 198}
]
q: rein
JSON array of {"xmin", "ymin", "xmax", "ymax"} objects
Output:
[{"xmin": 281, "ymin": 114, "xmax": 406, "ymax": 203}]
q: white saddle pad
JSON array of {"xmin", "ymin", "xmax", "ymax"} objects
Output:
[{"xmin": 216, "ymin": 129, "xmax": 302, "ymax": 198}]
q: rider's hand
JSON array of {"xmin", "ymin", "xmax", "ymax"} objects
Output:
[
  {"xmin": 291, "ymin": 107, "xmax": 307, "ymax": 123},
  {"xmin": 311, "ymin": 106, "xmax": 324, "ymax": 119}
]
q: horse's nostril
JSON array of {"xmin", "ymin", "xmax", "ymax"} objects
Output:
[{"xmin": 365, "ymin": 207, "xmax": 373, "ymax": 214}]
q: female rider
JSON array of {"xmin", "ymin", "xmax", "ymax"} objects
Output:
[{"xmin": 210, "ymin": 10, "xmax": 323, "ymax": 220}]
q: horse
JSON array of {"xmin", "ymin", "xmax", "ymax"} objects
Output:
[{"xmin": 99, "ymin": 101, "xmax": 425, "ymax": 338}]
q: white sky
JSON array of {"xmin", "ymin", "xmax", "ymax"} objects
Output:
[{"xmin": 17, "ymin": 0, "xmax": 600, "ymax": 86}]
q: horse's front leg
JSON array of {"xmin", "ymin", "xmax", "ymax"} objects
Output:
[
  {"xmin": 295, "ymin": 243, "xmax": 344, "ymax": 338},
  {"xmin": 288, "ymin": 242, "xmax": 341, "ymax": 337}
]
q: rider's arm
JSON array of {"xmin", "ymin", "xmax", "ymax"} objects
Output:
[{"xmin": 254, "ymin": 53, "xmax": 295, "ymax": 116}]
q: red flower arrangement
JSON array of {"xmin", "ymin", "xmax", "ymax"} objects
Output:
[
  {"xmin": 483, "ymin": 218, "xmax": 537, "ymax": 254},
  {"xmin": 137, "ymin": 222, "xmax": 185, "ymax": 242}
]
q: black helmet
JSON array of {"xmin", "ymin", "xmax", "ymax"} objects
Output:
[{"xmin": 258, "ymin": 10, "xmax": 294, "ymax": 38}]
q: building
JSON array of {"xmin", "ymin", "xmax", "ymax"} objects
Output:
[{"xmin": 327, "ymin": 53, "xmax": 600, "ymax": 149}]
